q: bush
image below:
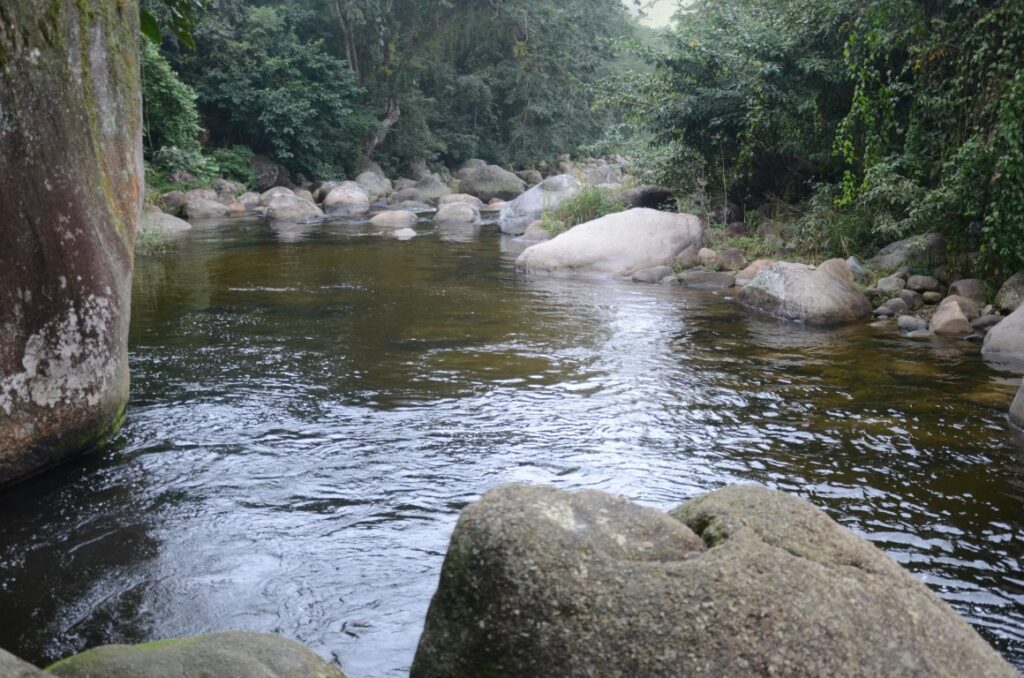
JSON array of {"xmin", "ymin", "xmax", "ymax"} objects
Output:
[
  {"xmin": 210, "ymin": 146, "xmax": 256, "ymax": 188},
  {"xmin": 141, "ymin": 40, "xmax": 203, "ymax": 153},
  {"xmin": 542, "ymin": 186, "xmax": 627, "ymax": 235}
]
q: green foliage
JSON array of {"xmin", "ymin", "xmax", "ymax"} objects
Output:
[
  {"xmin": 542, "ymin": 187, "xmax": 626, "ymax": 236},
  {"xmin": 170, "ymin": 2, "xmax": 372, "ymax": 180},
  {"xmin": 142, "ymin": 0, "xmax": 207, "ymax": 49},
  {"xmin": 210, "ymin": 146, "xmax": 256, "ymax": 187},
  {"xmin": 140, "ymin": 40, "xmax": 202, "ymax": 152},
  {"xmin": 149, "ymin": 146, "xmax": 219, "ymax": 184}
]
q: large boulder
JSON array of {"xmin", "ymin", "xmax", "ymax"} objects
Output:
[
  {"xmin": 455, "ymin": 158, "xmax": 488, "ymax": 180},
  {"xmin": 515, "ymin": 209, "xmax": 703, "ymax": 278},
  {"xmin": 499, "ymin": 175, "xmax": 581, "ymax": 235},
  {"xmin": 1, "ymin": 0, "xmax": 143, "ymax": 485},
  {"xmin": 0, "ymin": 648, "xmax": 46, "ymax": 677},
  {"xmin": 323, "ymin": 182, "xmax": 371, "ymax": 217},
  {"xmin": 415, "ymin": 175, "xmax": 455, "ymax": 203},
  {"xmin": 930, "ymin": 296, "xmax": 974, "ymax": 336},
  {"xmin": 995, "ymin": 272, "xmax": 1024, "ymax": 313},
  {"xmin": 434, "ymin": 203, "xmax": 481, "ymax": 225},
  {"xmin": 868, "ymin": 232, "xmax": 947, "ymax": 270},
  {"xmin": 1012, "ymin": 382, "xmax": 1024, "ymax": 429},
  {"xmin": 739, "ymin": 260, "xmax": 872, "ymax": 326},
  {"xmin": 259, "ymin": 186, "xmax": 294, "ymax": 207},
  {"xmin": 139, "ymin": 210, "xmax": 192, "ymax": 237},
  {"xmin": 459, "ymin": 164, "xmax": 526, "ymax": 202},
  {"xmin": 389, "ymin": 188, "xmax": 428, "ymax": 205},
  {"xmin": 265, "ymin": 194, "xmax": 324, "ymax": 223},
  {"xmin": 439, "ymin": 194, "xmax": 485, "ymax": 209},
  {"xmin": 251, "ymin": 154, "xmax": 292, "ymax": 191},
  {"xmin": 412, "ymin": 484, "xmax": 1015, "ymax": 678},
  {"xmin": 982, "ymin": 305, "xmax": 1024, "ymax": 359},
  {"xmin": 47, "ymin": 632, "xmax": 345, "ymax": 678},
  {"xmin": 355, "ymin": 171, "xmax": 392, "ymax": 200}
]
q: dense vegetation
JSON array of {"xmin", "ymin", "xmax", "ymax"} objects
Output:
[
  {"xmin": 142, "ymin": 0, "xmax": 632, "ymax": 185},
  {"xmin": 143, "ymin": 0, "xmax": 1024, "ymax": 274},
  {"xmin": 616, "ymin": 0, "xmax": 1024, "ymax": 275}
]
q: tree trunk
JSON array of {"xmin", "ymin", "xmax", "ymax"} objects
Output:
[
  {"xmin": 363, "ymin": 99, "xmax": 402, "ymax": 162},
  {"xmin": 0, "ymin": 0, "xmax": 143, "ymax": 486}
]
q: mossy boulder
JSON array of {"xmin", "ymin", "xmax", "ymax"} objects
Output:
[
  {"xmin": 458, "ymin": 165, "xmax": 526, "ymax": 202},
  {"xmin": 0, "ymin": 0, "xmax": 143, "ymax": 486},
  {"xmin": 412, "ymin": 484, "xmax": 1017, "ymax": 678},
  {"xmin": 739, "ymin": 260, "xmax": 872, "ymax": 326},
  {"xmin": 47, "ymin": 632, "xmax": 346, "ymax": 678}
]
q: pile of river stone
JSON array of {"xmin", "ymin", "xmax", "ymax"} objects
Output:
[{"xmin": 6, "ymin": 484, "xmax": 1016, "ymax": 677}]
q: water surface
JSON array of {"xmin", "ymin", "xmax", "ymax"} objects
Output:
[{"xmin": 1, "ymin": 218, "xmax": 1022, "ymax": 676}]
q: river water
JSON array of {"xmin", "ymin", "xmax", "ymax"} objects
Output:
[{"xmin": 1, "ymin": 217, "xmax": 1022, "ymax": 676}]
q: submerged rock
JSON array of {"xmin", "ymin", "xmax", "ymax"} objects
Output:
[
  {"xmin": 517, "ymin": 221, "xmax": 552, "ymax": 243},
  {"xmin": 983, "ymin": 305, "xmax": 1024, "ymax": 360},
  {"xmin": 739, "ymin": 260, "xmax": 872, "ymax": 326},
  {"xmin": 632, "ymin": 266, "xmax": 675, "ymax": 284},
  {"xmin": 515, "ymin": 209, "xmax": 703, "ymax": 278},
  {"xmin": 898, "ymin": 315, "xmax": 929, "ymax": 334},
  {"xmin": 499, "ymin": 175, "xmax": 581, "ymax": 235},
  {"xmin": 47, "ymin": 632, "xmax": 345, "ymax": 678},
  {"xmin": 370, "ymin": 210, "xmax": 419, "ymax": 229},
  {"xmin": 412, "ymin": 484, "xmax": 1015, "ymax": 678}
]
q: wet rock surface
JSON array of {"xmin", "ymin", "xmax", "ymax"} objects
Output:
[{"xmin": 412, "ymin": 484, "xmax": 1017, "ymax": 678}]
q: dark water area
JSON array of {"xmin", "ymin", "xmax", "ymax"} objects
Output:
[{"xmin": 1, "ymin": 217, "xmax": 1022, "ymax": 676}]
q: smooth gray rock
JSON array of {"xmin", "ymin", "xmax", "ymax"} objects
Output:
[
  {"xmin": 516, "ymin": 221, "xmax": 552, "ymax": 243},
  {"xmin": 869, "ymin": 232, "xmax": 947, "ymax": 270},
  {"xmin": 899, "ymin": 289, "xmax": 925, "ymax": 311},
  {"xmin": 515, "ymin": 209, "xmax": 703, "ymax": 277},
  {"xmin": 949, "ymin": 278, "xmax": 988, "ymax": 305},
  {"xmin": 412, "ymin": 484, "xmax": 1016, "ymax": 678},
  {"xmin": 734, "ymin": 259, "xmax": 774, "ymax": 287},
  {"xmin": 907, "ymin": 329, "xmax": 934, "ymax": 339},
  {"xmin": 875, "ymin": 298, "xmax": 908, "ymax": 318},
  {"xmin": 846, "ymin": 256, "xmax": 868, "ymax": 282},
  {"xmin": 139, "ymin": 211, "xmax": 192, "ymax": 236},
  {"xmin": 434, "ymin": 202, "xmax": 481, "ymax": 225},
  {"xmin": 632, "ymin": 266, "xmax": 675, "ymax": 284},
  {"xmin": 259, "ymin": 186, "xmax": 294, "ymax": 207},
  {"xmin": 1012, "ymin": 382, "xmax": 1024, "ymax": 429},
  {"xmin": 47, "ymin": 632, "xmax": 345, "ymax": 678},
  {"xmin": 971, "ymin": 315, "xmax": 1004, "ymax": 332},
  {"xmin": 899, "ymin": 315, "xmax": 929, "ymax": 333},
  {"xmin": 183, "ymin": 196, "xmax": 230, "ymax": 220},
  {"xmin": 676, "ymin": 271, "xmax": 736, "ymax": 289},
  {"xmin": 0, "ymin": 648, "xmax": 46, "ymax": 677},
  {"xmin": 877, "ymin": 275, "xmax": 907, "ymax": 293},
  {"xmin": 323, "ymin": 182, "xmax": 370, "ymax": 216},
  {"xmin": 265, "ymin": 195, "xmax": 323, "ymax": 223},
  {"xmin": 718, "ymin": 248, "xmax": 747, "ymax": 272},
  {"xmin": 995, "ymin": 272, "xmax": 1024, "ymax": 313},
  {"xmin": 355, "ymin": 171, "xmax": 392, "ymax": 200},
  {"xmin": 923, "ymin": 291, "xmax": 944, "ymax": 305},
  {"xmin": 907, "ymin": 275, "xmax": 940, "ymax": 293},
  {"xmin": 739, "ymin": 260, "xmax": 873, "ymax": 326},
  {"xmin": 439, "ymin": 194, "xmax": 485, "ymax": 209},
  {"xmin": 983, "ymin": 305, "xmax": 1024, "ymax": 359},
  {"xmin": 499, "ymin": 175, "xmax": 581, "ymax": 235},
  {"xmin": 930, "ymin": 296, "xmax": 974, "ymax": 336},
  {"xmin": 458, "ymin": 165, "xmax": 526, "ymax": 202},
  {"xmin": 370, "ymin": 210, "xmax": 419, "ymax": 229}
]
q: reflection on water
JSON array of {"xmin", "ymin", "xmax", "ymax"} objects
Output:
[{"xmin": 0, "ymin": 218, "xmax": 1022, "ymax": 677}]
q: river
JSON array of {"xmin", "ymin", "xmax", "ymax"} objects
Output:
[{"xmin": 0, "ymin": 216, "xmax": 1022, "ymax": 676}]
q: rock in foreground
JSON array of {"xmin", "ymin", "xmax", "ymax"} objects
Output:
[
  {"xmin": 739, "ymin": 260, "xmax": 872, "ymax": 326},
  {"xmin": 48, "ymin": 632, "xmax": 345, "ymax": 678},
  {"xmin": 515, "ymin": 209, "xmax": 703, "ymax": 277},
  {"xmin": 412, "ymin": 484, "xmax": 1016, "ymax": 678}
]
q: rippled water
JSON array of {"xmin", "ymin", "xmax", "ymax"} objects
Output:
[{"xmin": 1, "ymin": 217, "xmax": 1022, "ymax": 676}]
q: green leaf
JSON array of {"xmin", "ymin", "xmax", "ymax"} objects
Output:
[{"xmin": 140, "ymin": 10, "xmax": 162, "ymax": 45}]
